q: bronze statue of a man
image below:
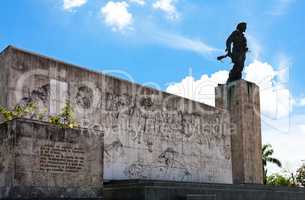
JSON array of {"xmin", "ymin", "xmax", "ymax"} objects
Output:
[{"xmin": 218, "ymin": 22, "xmax": 248, "ymax": 83}]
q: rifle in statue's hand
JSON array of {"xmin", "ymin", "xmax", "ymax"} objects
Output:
[
  {"xmin": 217, "ymin": 49, "xmax": 250, "ymax": 62},
  {"xmin": 217, "ymin": 54, "xmax": 229, "ymax": 61},
  {"xmin": 217, "ymin": 48, "xmax": 232, "ymax": 61}
]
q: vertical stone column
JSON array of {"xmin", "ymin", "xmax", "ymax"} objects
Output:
[{"xmin": 215, "ymin": 80, "xmax": 263, "ymax": 184}]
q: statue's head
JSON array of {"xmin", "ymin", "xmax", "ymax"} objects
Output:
[{"xmin": 237, "ymin": 22, "xmax": 247, "ymax": 32}]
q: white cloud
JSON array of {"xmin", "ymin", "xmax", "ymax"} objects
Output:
[
  {"xmin": 263, "ymin": 115, "xmax": 305, "ymax": 174},
  {"xmin": 153, "ymin": 31, "xmax": 220, "ymax": 57},
  {"xmin": 153, "ymin": 0, "xmax": 179, "ymax": 20},
  {"xmin": 101, "ymin": 1, "xmax": 133, "ymax": 32},
  {"xmin": 277, "ymin": 53, "xmax": 291, "ymax": 82},
  {"xmin": 166, "ymin": 70, "xmax": 228, "ymax": 106},
  {"xmin": 63, "ymin": 0, "xmax": 87, "ymax": 11},
  {"xmin": 245, "ymin": 60, "xmax": 293, "ymax": 119},
  {"xmin": 166, "ymin": 60, "xmax": 293, "ymax": 119},
  {"xmin": 129, "ymin": 0, "xmax": 145, "ymax": 6}
]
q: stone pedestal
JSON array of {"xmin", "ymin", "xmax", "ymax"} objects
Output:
[
  {"xmin": 215, "ymin": 80, "xmax": 263, "ymax": 184},
  {"xmin": 0, "ymin": 118, "xmax": 103, "ymax": 199}
]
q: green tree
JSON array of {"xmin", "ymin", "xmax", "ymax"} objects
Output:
[
  {"xmin": 262, "ymin": 144, "xmax": 282, "ymax": 184},
  {"xmin": 296, "ymin": 164, "xmax": 305, "ymax": 187},
  {"xmin": 267, "ymin": 173, "xmax": 296, "ymax": 186},
  {"xmin": 267, "ymin": 173, "xmax": 290, "ymax": 186}
]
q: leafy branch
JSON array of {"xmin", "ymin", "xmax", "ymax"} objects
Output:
[
  {"xmin": 0, "ymin": 102, "xmax": 37, "ymax": 121},
  {"xmin": 0, "ymin": 102, "xmax": 78, "ymax": 129},
  {"xmin": 49, "ymin": 102, "xmax": 78, "ymax": 128}
]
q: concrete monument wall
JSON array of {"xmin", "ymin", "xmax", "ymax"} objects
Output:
[
  {"xmin": 0, "ymin": 46, "xmax": 233, "ymax": 184},
  {"xmin": 0, "ymin": 118, "xmax": 103, "ymax": 199}
]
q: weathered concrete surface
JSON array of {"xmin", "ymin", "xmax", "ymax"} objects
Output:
[
  {"xmin": 104, "ymin": 180, "xmax": 305, "ymax": 200},
  {"xmin": 0, "ymin": 46, "xmax": 233, "ymax": 184},
  {"xmin": 0, "ymin": 118, "xmax": 103, "ymax": 199},
  {"xmin": 215, "ymin": 81, "xmax": 263, "ymax": 184},
  {"xmin": 0, "ymin": 50, "xmax": 8, "ymax": 115}
]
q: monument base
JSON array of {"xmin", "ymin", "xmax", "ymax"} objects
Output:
[
  {"xmin": 104, "ymin": 180, "xmax": 305, "ymax": 200},
  {"xmin": 0, "ymin": 118, "xmax": 104, "ymax": 199}
]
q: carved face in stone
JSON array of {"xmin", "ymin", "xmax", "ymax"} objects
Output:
[
  {"xmin": 181, "ymin": 115, "xmax": 195, "ymax": 138},
  {"xmin": 76, "ymin": 86, "xmax": 94, "ymax": 109},
  {"xmin": 158, "ymin": 148, "xmax": 179, "ymax": 167},
  {"xmin": 118, "ymin": 95, "xmax": 131, "ymax": 106},
  {"xmin": 19, "ymin": 84, "xmax": 50, "ymax": 106},
  {"xmin": 140, "ymin": 97, "xmax": 153, "ymax": 109},
  {"xmin": 31, "ymin": 84, "xmax": 50, "ymax": 104},
  {"xmin": 124, "ymin": 163, "xmax": 145, "ymax": 178}
]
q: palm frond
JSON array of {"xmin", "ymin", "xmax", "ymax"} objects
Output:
[
  {"xmin": 263, "ymin": 149, "xmax": 274, "ymax": 157},
  {"xmin": 262, "ymin": 144, "xmax": 272, "ymax": 152},
  {"xmin": 266, "ymin": 157, "xmax": 282, "ymax": 168}
]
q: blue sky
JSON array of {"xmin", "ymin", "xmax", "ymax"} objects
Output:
[{"xmin": 1, "ymin": 0, "xmax": 305, "ymax": 173}]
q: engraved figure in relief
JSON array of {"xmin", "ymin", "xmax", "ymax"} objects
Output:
[
  {"xmin": 76, "ymin": 86, "xmax": 94, "ymax": 109},
  {"xmin": 154, "ymin": 147, "xmax": 192, "ymax": 181},
  {"xmin": 104, "ymin": 139, "xmax": 124, "ymax": 163}
]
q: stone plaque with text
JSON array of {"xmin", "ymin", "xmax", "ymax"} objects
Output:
[{"xmin": 0, "ymin": 119, "xmax": 103, "ymax": 199}]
